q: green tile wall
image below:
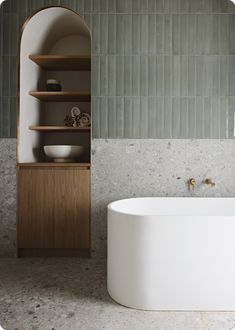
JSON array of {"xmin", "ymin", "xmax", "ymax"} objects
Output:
[{"xmin": 1, "ymin": 0, "xmax": 235, "ymax": 138}]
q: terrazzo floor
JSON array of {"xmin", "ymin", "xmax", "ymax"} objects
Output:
[{"xmin": 0, "ymin": 258, "xmax": 235, "ymax": 330}]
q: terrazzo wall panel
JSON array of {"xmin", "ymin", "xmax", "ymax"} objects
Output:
[
  {"xmin": 1, "ymin": 138, "xmax": 235, "ymax": 257},
  {"xmin": 1, "ymin": 0, "xmax": 235, "ymax": 138}
]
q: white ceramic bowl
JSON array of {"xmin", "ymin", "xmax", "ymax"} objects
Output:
[{"xmin": 44, "ymin": 145, "xmax": 84, "ymax": 162}]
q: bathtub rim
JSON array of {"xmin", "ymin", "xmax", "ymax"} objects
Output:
[{"xmin": 107, "ymin": 197, "xmax": 235, "ymax": 218}]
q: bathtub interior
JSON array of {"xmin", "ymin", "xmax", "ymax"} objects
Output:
[{"xmin": 108, "ymin": 197, "xmax": 235, "ymax": 217}]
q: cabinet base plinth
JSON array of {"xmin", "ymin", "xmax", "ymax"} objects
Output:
[{"xmin": 18, "ymin": 248, "xmax": 91, "ymax": 258}]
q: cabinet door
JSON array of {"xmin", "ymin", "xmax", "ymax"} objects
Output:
[
  {"xmin": 18, "ymin": 169, "xmax": 55, "ymax": 248},
  {"xmin": 54, "ymin": 169, "xmax": 90, "ymax": 249}
]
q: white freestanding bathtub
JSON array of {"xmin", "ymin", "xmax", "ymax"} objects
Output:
[{"xmin": 107, "ymin": 197, "xmax": 235, "ymax": 311}]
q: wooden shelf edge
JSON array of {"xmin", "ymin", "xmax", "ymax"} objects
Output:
[
  {"xmin": 29, "ymin": 91, "xmax": 91, "ymax": 102},
  {"xmin": 17, "ymin": 163, "xmax": 91, "ymax": 168},
  {"xmin": 29, "ymin": 125, "xmax": 91, "ymax": 132}
]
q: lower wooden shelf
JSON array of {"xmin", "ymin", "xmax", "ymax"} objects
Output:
[
  {"xmin": 29, "ymin": 125, "xmax": 91, "ymax": 132},
  {"xmin": 17, "ymin": 162, "xmax": 90, "ymax": 169}
]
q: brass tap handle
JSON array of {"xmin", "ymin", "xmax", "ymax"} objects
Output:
[
  {"xmin": 204, "ymin": 178, "xmax": 215, "ymax": 187},
  {"xmin": 188, "ymin": 178, "xmax": 197, "ymax": 191}
]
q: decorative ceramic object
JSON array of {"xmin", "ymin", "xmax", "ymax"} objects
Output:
[
  {"xmin": 46, "ymin": 79, "xmax": 61, "ymax": 91},
  {"xmin": 44, "ymin": 145, "xmax": 84, "ymax": 162}
]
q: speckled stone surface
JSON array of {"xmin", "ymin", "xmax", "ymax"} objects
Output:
[
  {"xmin": 1, "ymin": 258, "xmax": 235, "ymax": 330},
  {"xmin": 1, "ymin": 139, "xmax": 235, "ymax": 258},
  {"xmin": 0, "ymin": 139, "xmax": 17, "ymax": 257},
  {"xmin": 91, "ymin": 139, "xmax": 235, "ymax": 257}
]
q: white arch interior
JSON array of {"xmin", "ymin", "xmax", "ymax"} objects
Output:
[{"xmin": 19, "ymin": 7, "xmax": 91, "ymax": 162}]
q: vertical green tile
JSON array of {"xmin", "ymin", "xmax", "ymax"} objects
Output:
[
  {"xmin": 10, "ymin": 56, "xmax": 17, "ymax": 97},
  {"xmin": 156, "ymin": 0, "xmax": 164, "ymax": 12},
  {"xmin": 148, "ymin": 14, "xmax": 156, "ymax": 54},
  {"xmin": 132, "ymin": 0, "xmax": 140, "ymax": 13},
  {"xmin": 108, "ymin": 14, "xmax": 116, "ymax": 54},
  {"xmin": 100, "ymin": 97, "xmax": 108, "ymax": 137},
  {"xmin": 195, "ymin": 97, "xmax": 204, "ymax": 138},
  {"xmin": 164, "ymin": 14, "xmax": 172, "ymax": 55},
  {"xmin": 100, "ymin": 14, "xmax": 108, "ymax": 54},
  {"xmin": 92, "ymin": 97, "xmax": 100, "ymax": 137},
  {"xmin": 155, "ymin": 97, "xmax": 164, "ymax": 137},
  {"xmin": 92, "ymin": 0, "xmax": 100, "ymax": 13},
  {"xmin": 180, "ymin": 56, "xmax": 188, "ymax": 96},
  {"xmin": 2, "ymin": 56, "xmax": 10, "ymax": 96},
  {"xmin": 132, "ymin": 98, "xmax": 140, "ymax": 137},
  {"xmin": 68, "ymin": 0, "xmax": 77, "ymax": 11},
  {"xmin": 108, "ymin": 98, "xmax": 116, "ymax": 137},
  {"xmin": 164, "ymin": 98, "xmax": 172, "ymax": 137},
  {"xmin": 203, "ymin": 56, "xmax": 213, "ymax": 96},
  {"xmin": 172, "ymin": 56, "xmax": 180, "ymax": 96},
  {"xmin": 188, "ymin": 15, "xmax": 196, "ymax": 54},
  {"xmin": 116, "ymin": 56, "xmax": 124, "ymax": 96},
  {"xmin": 84, "ymin": 0, "xmax": 91, "ymax": 12},
  {"xmin": 92, "ymin": 14, "xmax": 100, "ymax": 54},
  {"xmin": 10, "ymin": 13, "xmax": 18, "ymax": 56},
  {"xmin": 10, "ymin": 97, "xmax": 16, "ymax": 137},
  {"xmin": 116, "ymin": 97, "xmax": 124, "ymax": 137},
  {"xmin": 124, "ymin": 56, "xmax": 132, "ymax": 96},
  {"xmin": 140, "ymin": 14, "xmax": 148, "ymax": 54},
  {"xmin": 116, "ymin": 14, "xmax": 124, "ymax": 54},
  {"xmin": 196, "ymin": 15, "xmax": 206, "ymax": 54},
  {"xmin": 108, "ymin": 55, "xmax": 116, "ymax": 96},
  {"xmin": 228, "ymin": 98, "xmax": 235, "ymax": 138},
  {"xmin": 204, "ymin": 97, "xmax": 212, "ymax": 138},
  {"xmin": 164, "ymin": 56, "xmax": 172, "ymax": 96},
  {"xmin": 156, "ymin": 56, "xmax": 164, "ymax": 96},
  {"xmin": 117, "ymin": 0, "xmax": 131, "ymax": 13},
  {"xmin": 180, "ymin": 97, "xmax": 188, "ymax": 137},
  {"xmin": 180, "ymin": 0, "xmax": 189, "ymax": 13},
  {"xmin": 220, "ymin": 97, "xmax": 228, "ymax": 138},
  {"xmin": 148, "ymin": 0, "xmax": 156, "ymax": 12},
  {"xmin": 220, "ymin": 56, "xmax": 229, "ymax": 96},
  {"xmin": 140, "ymin": 0, "xmax": 148, "ymax": 13},
  {"xmin": 76, "ymin": 1, "xmax": 84, "ymax": 14},
  {"xmin": 188, "ymin": 56, "xmax": 196, "ymax": 96},
  {"xmin": 220, "ymin": 14, "xmax": 229, "ymax": 55},
  {"xmin": 196, "ymin": 56, "xmax": 204, "ymax": 96},
  {"xmin": 156, "ymin": 15, "xmax": 163, "ymax": 54},
  {"xmin": 172, "ymin": 97, "xmax": 180, "ymax": 138},
  {"xmin": 212, "ymin": 97, "xmax": 220, "ymax": 138},
  {"xmin": 212, "ymin": 57, "xmax": 220, "ymax": 96},
  {"xmin": 172, "ymin": 14, "xmax": 180, "ymax": 55},
  {"xmin": 229, "ymin": 15, "xmax": 235, "ymax": 54},
  {"xmin": 124, "ymin": 14, "xmax": 132, "ymax": 54},
  {"xmin": 108, "ymin": 0, "xmax": 116, "ymax": 13},
  {"xmin": 140, "ymin": 56, "xmax": 148, "ymax": 96},
  {"xmin": 212, "ymin": 0, "xmax": 221, "ymax": 12},
  {"xmin": 229, "ymin": 57, "xmax": 235, "ymax": 96},
  {"xmin": 100, "ymin": 56, "xmax": 108, "ymax": 96},
  {"xmin": 2, "ymin": 97, "xmax": 10, "ymax": 137},
  {"xmin": 132, "ymin": 14, "xmax": 140, "ymax": 54},
  {"xmin": 124, "ymin": 98, "xmax": 132, "ymax": 137},
  {"xmin": 100, "ymin": 0, "xmax": 108, "ymax": 13},
  {"xmin": 180, "ymin": 14, "xmax": 188, "ymax": 54},
  {"xmin": 188, "ymin": 97, "xmax": 196, "ymax": 137},
  {"xmin": 148, "ymin": 56, "xmax": 156, "ymax": 96},
  {"xmin": 148, "ymin": 97, "xmax": 156, "ymax": 137},
  {"xmin": 3, "ymin": 13, "xmax": 10, "ymax": 55},
  {"xmin": 91, "ymin": 56, "xmax": 100, "ymax": 96},
  {"xmin": 140, "ymin": 97, "xmax": 148, "ymax": 137},
  {"xmin": 132, "ymin": 55, "xmax": 140, "ymax": 96}
]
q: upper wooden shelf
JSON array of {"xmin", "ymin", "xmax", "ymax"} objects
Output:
[
  {"xmin": 29, "ymin": 126, "xmax": 90, "ymax": 132},
  {"xmin": 29, "ymin": 55, "xmax": 91, "ymax": 71},
  {"xmin": 29, "ymin": 91, "xmax": 91, "ymax": 102}
]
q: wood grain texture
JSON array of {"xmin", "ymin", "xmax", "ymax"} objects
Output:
[
  {"xmin": 29, "ymin": 91, "xmax": 91, "ymax": 102},
  {"xmin": 29, "ymin": 55, "xmax": 91, "ymax": 71},
  {"xmin": 29, "ymin": 126, "xmax": 91, "ymax": 132},
  {"xmin": 18, "ymin": 168, "xmax": 55, "ymax": 248},
  {"xmin": 18, "ymin": 168, "xmax": 90, "ymax": 252},
  {"xmin": 18, "ymin": 248, "xmax": 90, "ymax": 258}
]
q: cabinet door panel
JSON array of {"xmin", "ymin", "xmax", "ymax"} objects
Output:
[
  {"xmin": 18, "ymin": 169, "xmax": 55, "ymax": 248},
  {"xmin": 54, "ymin": 169, "xmax": 90, "ymax": 249}
]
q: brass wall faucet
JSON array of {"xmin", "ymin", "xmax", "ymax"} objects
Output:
[
  {"xmin": 188, "ymin": 178, "xmax": 197, "ymax": 191},
  {"xmin": 203, "ymin": 178, "xmax": 216, "ymax": 187}
]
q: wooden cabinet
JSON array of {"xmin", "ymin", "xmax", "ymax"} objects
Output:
[{"xmin": 18, "ymin": 165, "xmax": 90, "ymax": 257}]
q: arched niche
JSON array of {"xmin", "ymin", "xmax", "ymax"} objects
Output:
[{"xmin": 18, "ymin": 7, "xmax": 91, "ymax": 163}]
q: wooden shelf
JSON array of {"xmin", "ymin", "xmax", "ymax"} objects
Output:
[
  {"xmin": 29, "ymin": 55, "xmax": 91, "ymax": 71},
  {"xmin": 29, "ymin": 91, "xmax": 91, "ymax": 102},
  {"xmin": 17, "ymin": 163, "xmax": 91, "ymax": 169},
  {"xmin": 29, "ymin": 126, "xmax": 90, "ymax": 132}
]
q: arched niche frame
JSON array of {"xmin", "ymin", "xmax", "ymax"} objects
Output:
[{"xmin": 18, "ymin": 6, "xmax": 91, "ymax": 163}]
